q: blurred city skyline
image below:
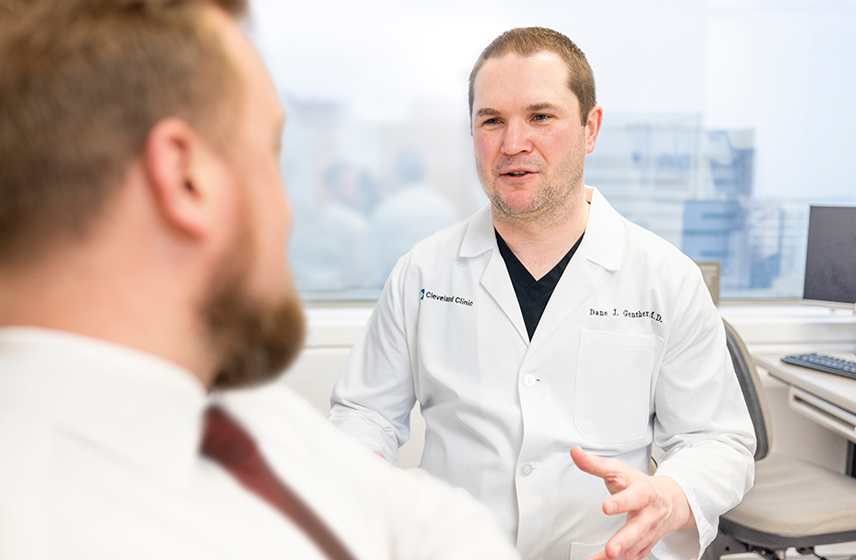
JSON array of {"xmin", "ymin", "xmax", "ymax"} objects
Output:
[{"xmin": 246, "ymin": 0, "xmax": 856, "ymax": 299}]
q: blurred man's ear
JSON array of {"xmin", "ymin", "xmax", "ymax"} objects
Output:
[{"xmin": 143, "ymin": 118, "xmax": 219, "ymax": 241}]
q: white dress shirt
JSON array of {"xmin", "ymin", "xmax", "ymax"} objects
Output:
[
  {"xmin": 330, "ymin": 188, "xmax": 756, "ymax": 560},
  {"xmin": 0, "ymin": 327, "xmax": 520, "ymax": 560}
]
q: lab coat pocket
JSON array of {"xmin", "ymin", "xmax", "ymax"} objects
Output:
[
  {"xmin": 569, "ymin": 541, "xmax": 606, "ymax": 560},
  {"xmin": 574, "ymin": 330, "xmax": 662, "ymax": 443}
]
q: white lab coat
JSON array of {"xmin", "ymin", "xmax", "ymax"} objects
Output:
[{"xmin": 330, "ymin": 187, "xmax": 756, "ymax": 560}]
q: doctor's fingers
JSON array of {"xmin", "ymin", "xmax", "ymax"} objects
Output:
[
  {"xmin": 584, "ymin": 525, "xmax": 660, "ymax": 560},
  {"xmin": 616, "ymin": 514, "xmax": 662, "ymax": 560},
  {"xmin": 586, "ymin": 543, "xmax": 656, "ymax": 560},
  {"xmin": 583, "ymin": 527, "xmax": 657, "ymax": 560},
  {"xmin": 570, "ymin": 446, "xmax": 634, "ymax": 492},
  {"xmin": 602, "ymin": 478, "xmax": 658, "ymax": 515},
  {"xmin": 584, "ymin": 549, "xmax": 613, "ymax": 560},
  {"xmin": 621, "ymin": 527, "xmax": 660, "ymax": 560},
  {"xmin": 604, "ymin": 508, "xmax": 662, "ymax": 560}
]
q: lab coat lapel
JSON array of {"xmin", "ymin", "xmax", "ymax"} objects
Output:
[
  {"xmin": 460, "ymin": 206, "xmax": 530, "ymax": 344},
  {"xmin": 481, "ymin": 249, "xmax": 530, "ymax": 344},
  {"xmin": 526, "ymin": 245, "xmax": 596, "ymax": 355},
  {"xmin": 527, "ymin": 188, "xmax": 625, "ymax": 355}
]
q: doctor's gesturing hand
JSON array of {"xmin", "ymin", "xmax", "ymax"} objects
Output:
[{"xmin": 570, "ymin": 446, "xmax": 696, "ymax": 560}]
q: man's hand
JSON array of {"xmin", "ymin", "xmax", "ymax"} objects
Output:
[{"xmin": 570, "ymin": 446, "xmax": 696, "ymax": 560}]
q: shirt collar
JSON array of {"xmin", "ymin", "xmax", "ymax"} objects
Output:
[
  {"xmin": 458, "ymin": 186, "xmax": 626, "ymax": 272},
  {"xmin": 0, "ymin": 327, "xmax": 208, "ymax": 490}
]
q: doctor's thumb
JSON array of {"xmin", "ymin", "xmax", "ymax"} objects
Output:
[{"xmin": 570, "ymin": 445, "xmax": 600, "ymax": 473}]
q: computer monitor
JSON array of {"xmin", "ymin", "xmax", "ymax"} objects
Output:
[{"xmin": 803, "ymin": 205, "xmax": 856, "ymax": 311}]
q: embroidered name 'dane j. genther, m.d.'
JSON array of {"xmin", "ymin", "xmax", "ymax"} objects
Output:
[
  {"xmin": 421, "ymin": 289, "xmax": 474, "ymax": 307},
  {"xmin": 589, "ymin": 307, "xmax": 663, "ymax": 323}
]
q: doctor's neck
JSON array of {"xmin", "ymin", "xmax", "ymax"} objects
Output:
[{"xmin": 492, "ymin": 187, "xmax": 590, "ymax": 281}]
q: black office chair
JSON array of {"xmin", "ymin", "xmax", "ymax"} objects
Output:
[{"xmin": 702, "ymin": 320, "xmax": 856, "ymax": 560}]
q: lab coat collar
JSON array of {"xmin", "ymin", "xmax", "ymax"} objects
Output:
[
  {"xmin": 457, "ymin": 187, "xmax": 626, "ymax": 270},
  {"xmin": 458, "ymin": 205, "xmax": 528, "ymax": 341},
  {"xmin": 582, "ymin": 187, "xmax": 626, "ymax": 272},
  {"xmin": 456, "ymin": 187, "xmax": 627, "ymax": 347},
  {"xmin": 0, "ymin": 327, "xmax": 208, "ymax": 490},
  {"xmin": 459, "ymin": 204, "xmax": 495, "ymax": 259},
  {"xmin": 526, "ymin": 187, "xmax": 628, "ymax": 351}
]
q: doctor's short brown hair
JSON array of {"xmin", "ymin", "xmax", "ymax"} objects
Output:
[
  {"xmin": 0, "ymin": 0, "xmax": 247, "ymax": 265},
  {"xmin": 468, "ymin": 27, "xmax": 597, "ymax": 125}
]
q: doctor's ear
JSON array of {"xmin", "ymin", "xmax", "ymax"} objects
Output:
[
  {"xmin": 585, "ymin": 105, "xmax": 603, "ymax": 154},
  {"xmin": 143, "ymin": 117, "xmax": 218, "ymax": 241}
]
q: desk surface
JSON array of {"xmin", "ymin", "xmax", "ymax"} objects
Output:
[{"xmin": 755, "ymin": 353, "xmax": 856, "ymax": 416}]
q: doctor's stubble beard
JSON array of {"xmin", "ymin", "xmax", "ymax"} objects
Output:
[
  {"xmin": 202, "ymin": 224, "xmax": 306, "ymax": 391},
  {"xmin": 479, "ymin": 152, "xmax": 586, "ymax": 228}
]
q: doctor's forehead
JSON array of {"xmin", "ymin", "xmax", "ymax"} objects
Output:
[{"xmin": 472, "ymin": 52, "xmax": 576, "ymax": 111}]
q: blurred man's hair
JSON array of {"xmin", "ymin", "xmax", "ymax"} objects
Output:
[
  {"xmin": 468, "ymin": 27, "xmax": 596, "ymax": 124},
  {"xmin": 0, "ymin": 0, "xmax": 247, "ymax": 264}
]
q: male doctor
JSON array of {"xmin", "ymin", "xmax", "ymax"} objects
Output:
[{"xmin": 330, "ymin": 27, "xmax": 755, "ymax": 560}]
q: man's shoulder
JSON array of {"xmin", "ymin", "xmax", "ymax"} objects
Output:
[
  {"xmin": 588, "ymin": 190, "xmax": 704, "ymax": 290},
  {"xmin": 214, "ymin": 383, "xmax": 412, "ymax": 550},
  {"xmin": 214, "ymin": 383, "xmax": 334, "ymax": 450},
  {"xmin": 411, "ymin": 208, "xmax": 482, "ymax": 253},
  {"xmin": 0, "ymin": 405, "xmax": 53, "ymax": 474},
  {"xmin": 215, "ymin": 383, "xmax": 387, "ymax": 476},
  {"xmin": 389, "ymin": 206, "xmax": 488, "ymax": 276},
  {"xmin": 623, "ymin": 218, "xmax": 688, "ymax": 259},
  {"xmin": 594, "ymin": 194, "xmax": 698, "ymax": 270},
  {"xmin": 0, "ymin": 405, "xmax": 64, "ymax": 528},
  {"xmin": 626, "ymin": 220, "xmax": 705, "ymax": 291}
]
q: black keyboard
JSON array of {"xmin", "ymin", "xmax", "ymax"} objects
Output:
[{"xmin": 781, "ymin": 353, "xmax": 856, "ymax": 381}]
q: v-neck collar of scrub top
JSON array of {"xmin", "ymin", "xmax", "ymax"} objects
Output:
[{"xmin": 457, "ymin": 186, "xmax": 626, "ymax": 350}]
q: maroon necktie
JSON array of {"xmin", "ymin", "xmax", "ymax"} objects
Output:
[{"xmin": 201, "ymin": 406, "xmax": 357, "ymax": 560}]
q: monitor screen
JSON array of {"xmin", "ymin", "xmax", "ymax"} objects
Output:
[{"xmin": 803, "ymin": 206, "xmax": 856, "ymax": 309}]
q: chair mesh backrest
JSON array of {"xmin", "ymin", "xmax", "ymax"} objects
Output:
[{"xmin": 722, "ymin": 319, "xmax": 772, "ymax": 461}]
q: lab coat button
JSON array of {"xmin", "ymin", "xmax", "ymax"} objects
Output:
[
  {"xmin": 520, "ymin": 462, "xmax": 534, "ymax": 477},
  {"xmin": 523, "ymin": 374, "xmax": 536, "ymax": 388}
]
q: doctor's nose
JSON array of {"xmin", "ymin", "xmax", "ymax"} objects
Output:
[{"xmin": 501, "ymin": 120, "xmax": 533, "ymax": 156}]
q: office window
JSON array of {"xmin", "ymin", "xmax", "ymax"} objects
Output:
[{"xmin": 248, "ymin": 0, "xmax": 856, "ymax": 300}]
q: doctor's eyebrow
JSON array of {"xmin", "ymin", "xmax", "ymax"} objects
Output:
[
  {"xmin": 475, "ymin": 108, "xmax": 501, "ymax": 118},
  {"xmin": 526, "ymin": 102, "xmax": 561, "ymax": 113}
]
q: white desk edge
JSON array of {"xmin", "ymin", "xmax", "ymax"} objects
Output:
[{"xmin": 754, "ymin": 354, "xmax": 856, "ymax": 445}]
